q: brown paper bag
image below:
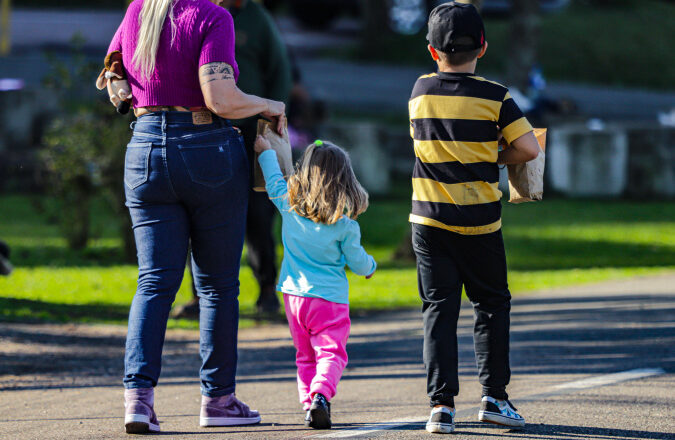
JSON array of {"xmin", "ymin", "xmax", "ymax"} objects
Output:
[
  {"xmin": 252, "ymin": 119, "xmax": 294, "ymax": 192},
  {"xmin": 507, "ymin": 128, "xmax": 547, "ymax": 203}
]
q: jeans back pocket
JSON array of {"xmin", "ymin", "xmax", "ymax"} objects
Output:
[
  {"xmin": 124, "ymin": 142, "xmax": 152, "ymax": 190},
  {"xmin": 177, "ymin": 141, "xmax": 233, "ymax": 188}
]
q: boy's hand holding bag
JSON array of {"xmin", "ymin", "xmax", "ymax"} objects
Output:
[
  {"xmin": 253, "ymin": 119, "xmax": 294, "ymax": 191},
  {"xmin": 503, "ymin": 128, "xmax": 547, "ymax": 203}
]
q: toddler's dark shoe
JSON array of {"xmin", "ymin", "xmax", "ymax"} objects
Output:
[
  {"xmin": 426, "ymin": 406, "xmax": 454, "ymax": 434},
  {"xmin": 307, "ymin": 393, "xmax": 331, "ymax": 429},
  {"xmin": 478, "ymin": 396, "xmax": 525, "ymax": 427}
]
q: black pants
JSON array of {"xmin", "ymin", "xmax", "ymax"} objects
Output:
[
  {"xmin": 412, "ymin": 223, "xmax": 511, "ymax": 408},
  {"xmin": 241, "ymin": 119, "xmax": 278, "ymax": 291},
  {"xmin": 245, "ymin": 190, "xmax": 278, "ymax": 288}
]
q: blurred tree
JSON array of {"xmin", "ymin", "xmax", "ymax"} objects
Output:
[
  {"xmin": 507, "ymin": 0, "xmax": 540, "ymax": 91},
  {"xmin": 42, "ymin": 117, "xmax": 95, "ymax": 250},
  {"xmin": 362, "ymin": 0, "xmax": 397, "ymax": 53},
  {"xmin": 41, "ymin": 37, "xmax": 135, "ymax": 258},
  {"xmin": 42, "ymin": 105, "xmax": 134, "ymax": 255}
]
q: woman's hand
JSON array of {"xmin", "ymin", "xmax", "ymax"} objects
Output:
[
  {"xmin": 254, "ymin": 135, "xmax": 272, "ymax": 153},
  {"xmin": 261, "ymin": 100, "xmax": 286, "ymax": 136}
]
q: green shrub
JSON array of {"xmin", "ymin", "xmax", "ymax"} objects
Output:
[
  {"xmin": 40, "ymin": 38, "xmax": 134, "ymax": 255},
  {"xmin": 41, "ymin": 107, "xmax": 132, "ymax": 251}
]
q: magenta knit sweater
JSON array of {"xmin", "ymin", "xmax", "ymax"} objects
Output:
[{"xmin": 107, "ymin": 0, "xmax": 239, "ymax": 108}]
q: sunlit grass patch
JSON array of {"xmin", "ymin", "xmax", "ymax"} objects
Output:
[{"xmin": 1, "ymin": 195, "xmax": 673, "ymax": 327}]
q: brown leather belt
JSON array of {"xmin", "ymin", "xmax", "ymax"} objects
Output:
[{"xmin": 134, "ymin": 106, "xmax": 210, "ymax": 117}]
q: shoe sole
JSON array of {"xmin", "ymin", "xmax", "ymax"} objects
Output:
[
  {"xmin": 426, "ymin": 422, "xmax": 454, "ymax": 433},
  {"xmin": 308, "ymin": 407, "xmax": 331, "ymax": 429},
  {"xmin": 200, "ymin": 415, "xmax": 261, "ymax": 427},
  {"xmin": 125, "ymin": 414, "xmax": 160, "ymax": 433},
  {"xmin": 478, "ymin": 410, "xmax": 525, "ymax": 427}
]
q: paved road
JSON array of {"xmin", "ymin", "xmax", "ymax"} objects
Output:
[
  {"xmin": 2, "ymin": 10, "xmax": 674, "ymax": 121},
  {"xmin": 6, "ymin": 10, "xmax": 359, "ymax": 52},
  {"xmin": 295, "ymin": 58, "xmax": 675, "ymax": 120},
  {"xmin": 1, "ymin": 274, "xmax": 674, "ymax": 439}
]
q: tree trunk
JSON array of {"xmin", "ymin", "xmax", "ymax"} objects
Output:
[
  {"xmin": 362, "ymin": 0, "xmax": 397, "ymax": 55},
  {"xmin": 62, "ymin": 176, "xmax": 93, "ymax": 250},
  {"xmin": 507, "ymin": 0, "xmax": 540, "ymax": 91}
]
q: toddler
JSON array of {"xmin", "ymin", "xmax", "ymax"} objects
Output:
[{"xmin": 254, "ymin": 137, "xmax": 377, "ymax": 429}]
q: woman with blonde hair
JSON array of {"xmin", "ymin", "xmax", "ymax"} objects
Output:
[
  {"xmin": 253, "ymin": 138, "xmax": 376, "ymax": 429},
  {"xmin": 104, "ymin": 0, "xmax": 285, "ymax": 433}
]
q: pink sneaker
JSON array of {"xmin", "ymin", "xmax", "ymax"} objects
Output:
[
  {"xmin": 124, "ymin": 388, "xmax": 160, "ymax": 433},
  {"xmin": 199, "ymin": 394, "xmax": 261, "ymax": 427}
]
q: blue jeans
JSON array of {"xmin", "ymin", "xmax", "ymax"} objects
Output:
[{"xmin": 123, "ymin": 112, "xmax": 249, "ymax": 397}]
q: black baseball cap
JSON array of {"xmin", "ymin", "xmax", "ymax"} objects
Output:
[{"xmin": 426, "ymin": 2, "xmax": 485, "ymax": 53}]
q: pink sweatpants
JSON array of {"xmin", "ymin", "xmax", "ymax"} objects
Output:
[{"xmin": 283, "ymin": 294, "xmax": 351, "ymax": 410}]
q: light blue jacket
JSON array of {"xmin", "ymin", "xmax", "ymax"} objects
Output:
[{"xmin": 258, "ymin": 150, "xmax": 376, "ymax": 304}]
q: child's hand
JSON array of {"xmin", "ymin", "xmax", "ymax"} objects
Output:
[
  {"xmin": 254, "ymin": 135, "xmax": 271, "ymax": 153},
  {"xmin": 497, "ymin": 130, "xmax": 508, "ymax": 151}
]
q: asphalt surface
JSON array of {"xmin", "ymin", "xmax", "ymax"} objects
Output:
[{"xmin": 1, "ymin": 273, "xmax": 674, "ymax": 439}]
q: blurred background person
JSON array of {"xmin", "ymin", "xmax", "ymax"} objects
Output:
[{"xmin": 172, "ymin": 0, "xmax": 292, "ymax": 319}]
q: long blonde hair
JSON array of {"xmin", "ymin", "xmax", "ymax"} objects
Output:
[
  {"xmin": 132, "ymin": 0, "xmax": 177, "ymax": 79},
  {"xmin": 287, "ymin": 141, "xmax": 369, "ymax": 225}
]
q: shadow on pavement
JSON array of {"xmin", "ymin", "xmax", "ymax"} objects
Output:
[
  {"xmin": 0, "ymin": 297, "xmax": 129, "ymax": 324},
  {"xmin": 456, "ymin": 421, "xmax": 673, "ymax": 439},
  {"xmin": 1, "ymin": 291, "xmax": 673, "ymax": 392}
]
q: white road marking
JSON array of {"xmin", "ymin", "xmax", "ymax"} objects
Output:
[
  {"xmin": 310, "ymin": 417, "xmax": 422, "ymax": 438},
  {"xmin": 309, "ymin": 367, "xmax": 667, "ymax": 438},
  {"xmin": 553, "ymin": 368, "xmax": 665, "ymax": 390}
]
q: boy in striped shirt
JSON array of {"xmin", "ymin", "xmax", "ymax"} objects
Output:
[{"xmin": 409, "ymin": 2, "xmax": 540, "ymax": 434}]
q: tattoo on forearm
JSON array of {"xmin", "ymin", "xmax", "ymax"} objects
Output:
[
  {"xmin": 201, "ymin": 62, "xmax": 233, "ymax": 75},
  {"xmin": 199, "ymin": 62, "xmax": 234, "ymax": 85}
]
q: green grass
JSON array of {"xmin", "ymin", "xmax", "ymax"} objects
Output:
[
  {"xmin": 1, "ymin": 194, "xmax": 674, "ymax": 327},
  {"xmin": 332, "ymin": 0, "xmax": 675, "ymax": 90}
]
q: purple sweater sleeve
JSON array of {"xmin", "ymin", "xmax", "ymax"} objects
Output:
[
  {"xmin": 107, "ymin": 20, "xmax": 123, "ymax": 55},
  {"xmin": 198, "ymin": 8, "xmax": 239, "ymax": 81}
]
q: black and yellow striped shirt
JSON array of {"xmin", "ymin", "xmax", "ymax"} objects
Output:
[{"xmin": 408, "ymin": 72, "xmax": 533, "ymax": 235}]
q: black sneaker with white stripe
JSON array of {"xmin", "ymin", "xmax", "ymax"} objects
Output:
[
  {"xmin": 426, "ymin": 406, "xmax": 455, "ymax": 434},
  {"xmin": 478, "ymin": 396, "xmax": 525, "ymax": 427}
]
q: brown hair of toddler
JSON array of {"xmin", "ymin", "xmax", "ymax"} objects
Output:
[{"xmin": 287, "ymin": 140, "xmax": 369, "ymax": 225}]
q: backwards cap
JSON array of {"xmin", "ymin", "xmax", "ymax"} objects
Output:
[{"xmin": 426, "ymin": 2, "xmax": 485, "ymax": 53}]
